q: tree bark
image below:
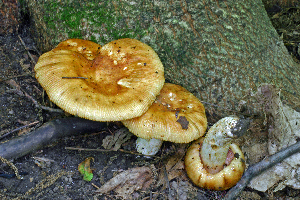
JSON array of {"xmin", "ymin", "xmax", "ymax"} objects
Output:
[{"xmin": 24, "ymin": 0, "xmax": 300, "ymax": 118}]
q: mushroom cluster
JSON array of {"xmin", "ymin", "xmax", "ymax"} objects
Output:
[
  {"xmin": 35, "ymin": 38, "xmax": 207, "ymax": 155},
  {"xmin": 35, "ymin": 38, "xmax": 246, "ymax": 190}
]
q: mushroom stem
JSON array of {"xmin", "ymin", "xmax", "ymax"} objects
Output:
[
  {"xmin": 136, "ymin": 138, "xmax": 163, "ymax": 156},
  {"xmin": 200, "ymin": 116, "xmax": 249, "ymax": 174},
  {"xmin": 200, "ymin": 137, "xmax": 232, "ymax": 174}
]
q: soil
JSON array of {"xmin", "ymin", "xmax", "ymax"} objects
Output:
[{"xmin": 0, "ymin": 1, "xmax": 300, "ymax": 200}]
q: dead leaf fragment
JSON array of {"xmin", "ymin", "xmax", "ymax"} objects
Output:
[
  {"xmin": 157, "ymin": 145, "xmax": 187, "ymax": 188},
  {"xmin": 246, "ymin": 84, "xmax": 300, "ymax": 192},
  {"xmin": 102, "ymin": 128, "xmax": 132, "ymax": 151},
  {"xmin": 96, "ymin": 166, "xmax": 154, "ymax": 199},
  {"xmin": 32, "ymin": 157, "xmax": 55, "ymax": 168},
  {"xmin": 176, "ymin": 116, "xmax": 189, "ymax": 129}
]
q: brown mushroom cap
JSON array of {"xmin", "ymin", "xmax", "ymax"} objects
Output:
[
  {"xmin": 122, "ymin": 83, "xmax": 207, "ymax": 143},
  {"xmin": 184, "ymin": 138, "xmax": 245, "ymax": 190},
  {"xmin": 34, "ymin": 38, "xmax": 165, "ymax": 121}
]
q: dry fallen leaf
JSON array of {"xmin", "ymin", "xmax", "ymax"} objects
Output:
[
  {"xmin": 32, "ymin": 157, "xmax": 55, "ymax": 168},
  {"xmin": 246, "ymin": 84, "xmax": 300, "ymax": 192},
  {"xmin": 157, "ymin": 145, "xmax": 188, "ymax": 188},
  {"xmin": 102, "ymin": 128, "xmax": 132, "ymax": 151},
  {"xmin": 96, "ymin": 166, "xmax": 154, "ymax": 199},
  {"xmin": 170, "ymin": 180, "xmax": 197, "ymax": 200}
]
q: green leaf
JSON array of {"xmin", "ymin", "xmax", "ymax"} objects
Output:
[{"xmin": 78, "ymin": 157, "xmax": 94, "ymax": 181}]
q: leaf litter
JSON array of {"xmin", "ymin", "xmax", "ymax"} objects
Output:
[{"xmin": 241, "ymin": 84, "xmax": 300, "ymax": 192}]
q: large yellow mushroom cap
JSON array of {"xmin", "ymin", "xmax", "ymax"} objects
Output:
[
  {"xmin": 34, "ymin": 38, "xmax": 165, "ymax": 121},
  {"xmin": 122, "ymin": 83, "xmax": 207, "ymax": 143}
]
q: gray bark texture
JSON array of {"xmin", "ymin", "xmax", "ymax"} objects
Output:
[{"xmin": 24, "ymin": 0, "xmax": 300, "ymax": 118}]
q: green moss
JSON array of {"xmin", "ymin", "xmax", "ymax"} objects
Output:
[
  {"xmin": 90, "ymin": 35, "xmax": 97, "ymax": 43},
  {"xmin": 39, "ymin": 1, "xmax": 146, "ymax": 45},
  {"xmin": 68, "ymin": 30, "xmax": 82, "ymax": 39}
]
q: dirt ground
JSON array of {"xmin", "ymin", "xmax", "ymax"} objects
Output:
[{"xmin": 0, "ymin": 1, "xmax": 300, "ymax": 200}]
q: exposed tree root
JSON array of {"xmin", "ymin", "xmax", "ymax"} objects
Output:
[{"xmin": 0, "ymin": 117, "xmax": 106, "ymax": 159}]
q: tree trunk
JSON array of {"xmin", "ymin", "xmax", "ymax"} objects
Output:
[{"xmin": 24, "ymin": 0, "xmax": 300, "ymax": 118}]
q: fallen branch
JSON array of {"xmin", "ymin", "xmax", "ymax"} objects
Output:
[
  {"xmin": 0, "ymin": 117, "xmax": 106, "ymax": 159},
  {"xmin": 225, "ymin": 141, "xmax": 300, "ymax": 200}
]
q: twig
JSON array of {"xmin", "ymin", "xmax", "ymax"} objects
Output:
[
  {"xmin": 18, "ymin": 35, "xmax": 37, "ymax": 65},
  {"xmin": 62, "ymin": 77, "xmax": 88, "ymax": 79},
  {"xmin": 92, "ymin": 183, "xmax": 100, "ymax": 190},
  {"xmin": 37, "ymin": 105, "xmax": 64, "ymax": 113},
  {"xmin": 24, "ymin": 88, "xmax": 63, "ymax": 113},
  {"xmin": 6, "ymin": 79, "xmax": 63, "ymax": 113},
  {"xmin": 65, "ymin": 146, "xmax": 159, "ymax": 158},
  {"xmin": 225, "ymin": 141, "xmax": 300, "ymax": 200},
  {"xmin": 0, "ymin": 73, "xmax": 33, "ymax": 82},
  {"xmin": 0, "ymin": 121, "xmax": 39, "ymax": 140},
  {"xmin": 163, "ymin": 165, "xmax": 172, "ymax": 200}
]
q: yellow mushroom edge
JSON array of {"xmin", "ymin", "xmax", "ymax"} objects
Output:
[{"xmin": 184, "ymin": 137, "xmax": 245, "ymax": 190}]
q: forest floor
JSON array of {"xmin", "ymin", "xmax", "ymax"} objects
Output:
[{"xmin": 0, "ymin": 1, "xmax": 300, "ymax": 200}]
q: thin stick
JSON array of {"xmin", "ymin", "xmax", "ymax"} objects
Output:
[
  {"xmin": 0, "ymin": 121, "xmax": 39, "ymax": 140},
  {"xmin": 6, "ymin": 79, "xmax": 63, "ymax": 113},
  {"xmin": 65, "ymin": 146, "xmax": 159, "ymax": 158},
  {"xmin": 163, "ymin": 165, "xmax": 172, "ymax": 200},
  {"xmin": 0, "ymin": 73, "xmax": 33, "ymax": 82},
  {"xmin": 23, "ymin": 86, "xmax": 63, "ymax": 113},
  {"xmin": 18, "ymin": 35, "xmax": 36, "ymax": 65},
  {"xmin": 225, "ymin": 141, "xmax": 300, "ymax": 200},
  {"xmin": 38, "ymin": 105, "xmax": 64, "ymax": 113},
  {"xmin": 62, "ymin": 77, "xmax": 88, "ymax": 79},
  {"xmin": 91, "ymin": 183, "xmax": 100, "ymax": 190}
]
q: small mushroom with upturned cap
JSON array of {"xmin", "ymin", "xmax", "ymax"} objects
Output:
[
  {"xmin": 122, "ymin": 83, "xmax": 207, "ymax": 155},
  {"xmin": 34, "ymin": 38, "xmax": 164, "ymax": 121},
  {"xmin": 185, "ymin": 116, "xmax": 248, "ymax": 190}
]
